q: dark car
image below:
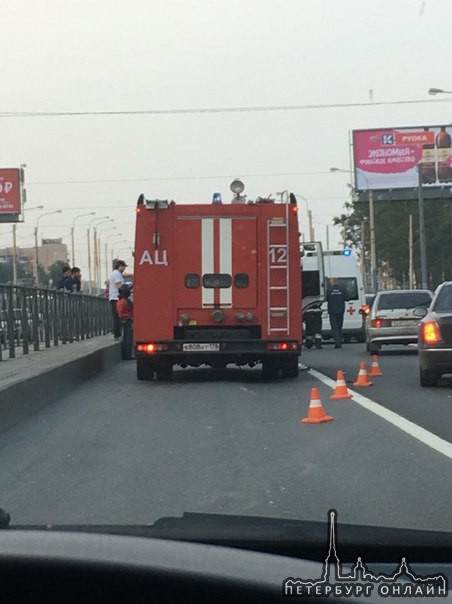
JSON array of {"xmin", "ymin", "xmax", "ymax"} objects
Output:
[{"xmin": 418, "ymin": 281, "xmax": 452, "ymax": 387}]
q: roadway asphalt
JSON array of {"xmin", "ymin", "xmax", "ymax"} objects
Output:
[{"xmin": 1, "ymin": 341, "xmax": 452, "ymax": 532}]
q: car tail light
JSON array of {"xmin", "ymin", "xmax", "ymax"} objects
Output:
[
  {"xmin": 421, "ymin": 321, "xmax": 442, "ymax": 344},
  {"xmin": 371, "ymin": 318, "xmax": 390, "ymax": 328},
  {"xmin": 361, "ymin": 304, "xmax": 370, "ymax": 315},
  {"xmin": 137, "ymin": 343, "xmax": 169, "ymax": 353}
]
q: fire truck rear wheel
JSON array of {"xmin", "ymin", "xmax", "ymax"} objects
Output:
[
  {"xmin": 262, "ymin": 358, "xmax": 280, "ymax": 380},
  {"xmin": 281, "ymin": 355, "xmax": 299, "ymax": 378},
  {"xmin": 136, "ymin": 357, "xmax": 155, "ymax": 381},
  {"xmin": 156, "ymin": 361, "xmax": 173, "ymax": 381}
]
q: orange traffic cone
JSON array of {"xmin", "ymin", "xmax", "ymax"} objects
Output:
[
  {"xmin": 301, "ymin": 387, "xmax": 334, "ymax": 424},
  {"xmin": 368, "ymin": 355, "xmax": 383, "ymax": 377},
  {"xmin": 353, "ymin": 361, "xmax": 373, "ymax": 387},
  {"xmin": 330, "ymin": 370, "xmax": 353, "ymax": 399}
]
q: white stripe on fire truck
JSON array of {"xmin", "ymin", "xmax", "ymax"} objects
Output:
[
  {"xmin": 201, "ymin": 218, "xmax": 214, "ymax": 306},
  {"xmin": 219, "ymin": 218, "xmax": 232, "ymax": 305}
]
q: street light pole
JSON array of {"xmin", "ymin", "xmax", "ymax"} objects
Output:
[
  {"xmin": 104, "ymin": 233, "xmax": 123, "ymax": 287},
  {"xmin": 34, "ymin": 210, "xmax": 62, "ymax": 285},
  {"xmin": 97, "ymin": 227, "xmax": 117, "ymax": 289},
  {"xmin": 87, "ymin": 216, "xmax": 111, "ymax": 293},
  {"xmin": 417, "ymin": 165, "xmax": 428, "ymax": 289},
  {"xmin": 294, "ymin": 194, "xmax": 314, "ymax": 241},
  {"xmin": 71, "ymin": 212, "xmax": 95, "ymax": 266},
  {"xmin": 369, "ymin": 188, "xmax": 377, "ymax": 293}
]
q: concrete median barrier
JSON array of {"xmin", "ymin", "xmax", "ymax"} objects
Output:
[{"xmin": 0, "ymin": 336, "xmax": 121, "ymax": 434}]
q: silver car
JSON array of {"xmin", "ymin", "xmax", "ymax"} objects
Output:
[{"xmin": 365, "ymin": 289, "xmax": 433, "ymax": 355}]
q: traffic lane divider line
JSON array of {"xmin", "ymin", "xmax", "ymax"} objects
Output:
[{"xmin": 308, "ymin": 368, "xmax": 452, "ymax": 462}]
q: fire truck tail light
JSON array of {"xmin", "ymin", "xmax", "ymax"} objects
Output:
[
  {"xmin": 245, "ymin": 312, "xmax": 255, "ymax": 321},
  {"xmin": 267, "ymin": 342, "xmax": 296, "ymax": 351},
  {"xmin": 235, "ymin": 312, "xmax": 245, "ymax": 321},
  {"xmin": 180, "ymin": 313, "xmax": 190, "ymax": 323},
  {"xmin": 137, "ymin": 343, "xmax": 169, "ymax": 353},
  {"xmin": 421, "ymin": 321, "xmax": 442, "ymax": 344}
]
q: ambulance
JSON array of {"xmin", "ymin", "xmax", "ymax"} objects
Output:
[
  {"xmin": 302, "ymin": 249, "xmax": 366, "ymax": 343},
  {"xmin": 132, "ymin": 182, "xmax": 324, "ymax": 381}
]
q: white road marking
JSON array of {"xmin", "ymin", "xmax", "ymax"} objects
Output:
[
  {"xmin": 309, "ymin": 368, "xmax": 452, "ymax": 462},
  {"xmin": 240, "ymin": 386, "xmax": 257, "ymax": 396}
]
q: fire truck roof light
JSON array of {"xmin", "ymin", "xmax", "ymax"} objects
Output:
[
  {"xmin": 145, "ymin": 199, "xmax": 169, "ymax": 210},
  {"xmin": 230, "ymin": 179, "xmax": 245, "ymax": 195}
]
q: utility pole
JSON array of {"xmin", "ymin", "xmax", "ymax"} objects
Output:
[
  {"xmin": 409, "ymin": 214, "xmax": 414, "ymax": 289},
  {"xmin": 361, "ymin": 220, "xmax": 366, "ymax": 289},
  {"xmin": 369, "ymin": 189, "xmax": 377, "ymax": 293},
  {"xmin": 12, "ymin": 224, "xmax": 17, "ymax": 285},
  {"xmin": 71, "ymin": 226, "xmax": 75, "ymax": 266},
  {"xmin": 417, "ymin": 165, "xmax": 428, "ymax": 289},
  {"xmin": 87, "ymin": 228, "xmax": 92, "ymax": 294},
  {"xmin": 326, "ymin": 225, "xmax": 330, "ymax": 251}
]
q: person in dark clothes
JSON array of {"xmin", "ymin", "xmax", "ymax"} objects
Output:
[
  {"xmin": 109, "ymin": 259, "xmax": 127, "ymax": 339},
  {"xmin": 55, "ymin": 266, "xmax": 71, "ymax": 290},
  {"xmin": 304, "ymin": 304, "xmax": 323, "ymax": 349},
  {"xmin": 116, "ymin": 285, "xmax": 133, "ymax": 360},
  {"xmin": 326, "ymin": 277, "xmax": 347, "ymax": 348},
  {"xmin": 63, "ymin": 267, "xmax": 82, "ymax": 293}
]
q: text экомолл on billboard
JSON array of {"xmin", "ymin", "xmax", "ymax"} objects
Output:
[{"xmin": 353, "ymin": 126, "xmax": 452, "ymax": 191}]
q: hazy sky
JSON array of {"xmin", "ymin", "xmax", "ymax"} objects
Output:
[{"xmin": 0, "ymin": 0, "xmax": 451, "ymax": 279}]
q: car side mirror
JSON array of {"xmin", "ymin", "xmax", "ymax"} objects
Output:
[{"xmin": 413, "ymin": 306, "xmax": 428, "ymax": 318}]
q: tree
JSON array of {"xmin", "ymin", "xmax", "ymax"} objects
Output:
[
  {"xmin": 333, "ymin": 196, "xmax": 452, "ymax": 290},
  {"xmin": 37, "ymin": 265, "xmax": 50, "ymax": 287},
  {"xmin": 0, "ymin": 261, "xmax": 34, "ymax": 285},
  {"xmin": 48, "ymin": 260, "xmax": 68, "ymax": 287}
]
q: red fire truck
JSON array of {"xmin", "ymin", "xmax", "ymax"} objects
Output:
[{"xmin": 133, "ymin": 183, "xmax": 322, "ymax": 381}]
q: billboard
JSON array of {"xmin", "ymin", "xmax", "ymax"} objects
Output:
[
  {"xmin": 353, "ymin": 125, "xmax": 452, "ymax": 191},
  {"xmin": 0, "ymin": 168, "xmax": 23, "ymax": 218}
]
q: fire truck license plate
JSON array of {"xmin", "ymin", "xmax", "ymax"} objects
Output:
[{"xmin": 182, "ymin": 343, "xmax": 220, "ymax": 352}]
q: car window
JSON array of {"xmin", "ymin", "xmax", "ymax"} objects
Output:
[
  {"xmin": 433, "ymin": 286, "xmax": 452, "ymax": 312},
  {"xmin": 377, "ymin": 292, "xmax": 432, "ymax": 311}
]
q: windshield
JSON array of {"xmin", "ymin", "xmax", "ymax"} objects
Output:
[
  {"xmin": 3, "ymin": 0, "xmax": 452, "ymax": 555},
  {"xmin": 377, "ymin": 292, "xmax": 432, "ymax": 311},
  {"xmin": 433, "ymin": 285, "xmax": 452, "ymax": 312}
]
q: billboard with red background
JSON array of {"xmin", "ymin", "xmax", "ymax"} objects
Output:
[
  {"xmin": 0, "ymin": 168, "xmax": 22, "ymax": 215},
  {"xmin": 353, "ymin": 125, "xmax": 452, "ymax": 191}
]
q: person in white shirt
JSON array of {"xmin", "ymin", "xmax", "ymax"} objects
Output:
[{"xmin": 109, "ymin": 259, "xmax": 127, "ymax": 338}]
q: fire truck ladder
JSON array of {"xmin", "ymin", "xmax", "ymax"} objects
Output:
[{"xmin": 267, "ymin": 202, "xmax": 290, "ymax": 335}]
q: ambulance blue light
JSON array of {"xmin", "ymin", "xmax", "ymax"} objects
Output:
[
  {"xmin": 212, "ymin": 193, "xmax": 222, "ymax": 204},
  {"xmin": 343, "ymin": 248, "xmax": 352, "ymax": 256}
]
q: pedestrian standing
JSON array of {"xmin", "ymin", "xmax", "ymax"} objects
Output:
[
  {"xmin": 55, "ymin": 266, "xmax": 71, "ymax": 290},
  {"xmin": 116, "ymin": 285, "xmax": 133, "ymax": 360},
  {"xmin": 109, "ymin": 259, "xmax": 127, "ymax": 339},
  {"xmin": 326, "ymin": 277, "xmax": 347, "ymax": 349},
  {"xmin": 304, "ymin": 304, "xmax": 323, "ymax": 349},
  {"xmin": 63, "ymin": 267, "xmax": 82, "ymax": 293}
]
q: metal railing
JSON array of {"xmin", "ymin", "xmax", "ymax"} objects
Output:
[{"xmin": 0, "ymin": 285, "xmax": 112, "ymax": 360}]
